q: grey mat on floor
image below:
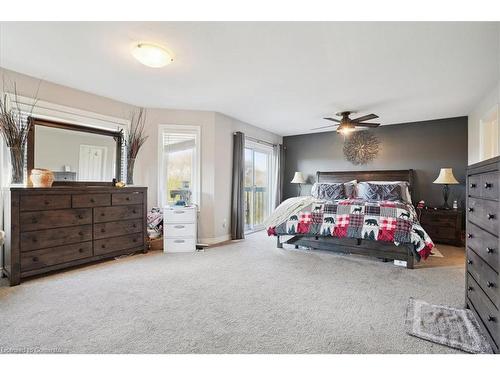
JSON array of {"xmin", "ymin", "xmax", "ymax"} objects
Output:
[{"xmin": 405, "ymin": 298, "xmax": 492, "ymax": 353}]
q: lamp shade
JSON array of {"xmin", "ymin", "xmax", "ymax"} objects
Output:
[
  {"xmin": 291, "ymin": 172, "xmax": 306, "ymax": 184},
  {"xmin": 433, "ymin": 168, "xmax": 459, "ymax": 184}
]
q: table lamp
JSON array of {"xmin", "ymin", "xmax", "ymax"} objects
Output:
[
  {"xmin": 433, "ymin": 168, "xmax": 459, "ymax": 209},
  {"xmin": 291, "ymin": 172, "xmax": 306, "ymax": 196}
]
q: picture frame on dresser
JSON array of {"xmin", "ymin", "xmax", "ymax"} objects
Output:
[{"xmin": 466, "ymin": 156, "xmax": 500, "ymax": 353}]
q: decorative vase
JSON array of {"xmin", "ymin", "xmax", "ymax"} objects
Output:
[
  {"xmin": 127, "ymin": 157, "xmax": 136, "ymax": 185},
  {"xmin": 8, "ymin": 146, "xmax": 24, "ymax": 185},
  {"xmin": 30, "ymin": 168, "xmax": 54, "ymax": 188}
]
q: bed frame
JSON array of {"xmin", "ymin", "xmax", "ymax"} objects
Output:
[{"xmin": 276, "ymin": 169, "xmax": 416, "ymax": 269}]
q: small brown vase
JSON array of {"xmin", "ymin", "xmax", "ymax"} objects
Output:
[{"xmin": 30, "ymin": 168, "xmax": 55, "ymax": 188}]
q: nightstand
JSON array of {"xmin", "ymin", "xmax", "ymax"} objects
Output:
[{"xmin": 418, "ymin": 208, "xmax": 464, "ymax": 247}]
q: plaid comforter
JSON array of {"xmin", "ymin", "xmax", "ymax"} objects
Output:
[{"xmin": 267, "ymin": 198, "xmax": 434, "ymax": 260}]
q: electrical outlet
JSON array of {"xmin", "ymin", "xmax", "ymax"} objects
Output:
[
  {"xmin": 222, "ymin": 219, "xmax": 227, "ymax": 228},
  {"xmin": 393, "ymin": 260, "xmax": 407, "ymax": 267}
]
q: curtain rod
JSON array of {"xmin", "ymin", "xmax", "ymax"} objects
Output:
[{"xmin": 235, "ymin": 133, "xmax": 277, "ymax": 147}]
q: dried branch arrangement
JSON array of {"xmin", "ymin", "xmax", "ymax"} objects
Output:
[
  {"xmin": 126, "ymin": 107, "xmax": 149, "ymax": 160},
  {"xmin": 0, "ymin": 83, "xmax": 38, "ymax": 149}
]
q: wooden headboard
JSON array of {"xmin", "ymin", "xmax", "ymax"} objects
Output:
[{"xmin": 316, "ymin": 169, "xmax": 415, "ymax": 201}]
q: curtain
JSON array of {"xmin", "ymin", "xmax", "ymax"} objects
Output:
[
  {"xmin": 230, "ymin": 131, "xmax": 245, "ymax": 240},
  {"xmin": 272, "ymin": 144, "xmax": 285, "ymax": 208}
]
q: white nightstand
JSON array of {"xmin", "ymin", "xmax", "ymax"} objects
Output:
[{"xmin": 163, "ymin": 206, "xmax": 197, "ymax": 252}]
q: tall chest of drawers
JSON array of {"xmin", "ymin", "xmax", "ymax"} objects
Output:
[
  {"xmin": 466, "ymin": 156, "xmax": 500, "ymax": 353},
  {"xmin": 2, "ymin": 186, "xmax": 147, "ymax": 286}
]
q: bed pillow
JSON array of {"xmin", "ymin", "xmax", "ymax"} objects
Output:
[
  {"xmin": 344, "ymin": 180, "xmax": 358, "ymax": 199},
  {"xmin": 311, "ymin": 182, "xmax": 346, "ymax": 200},
  {"xmin": 362, "ymin": 181, "xmax": 412, "ymax": 203},
  {"xmin": 357, "ymin": 182, "xmax": 404, "ymax": 201}
]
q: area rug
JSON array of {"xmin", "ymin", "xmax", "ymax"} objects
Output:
[{"xmin": 405, "ymin": 298, "xmax": 492, "ymax": 353}]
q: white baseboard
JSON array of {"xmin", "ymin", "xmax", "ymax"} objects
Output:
[{"xmin": 199, "ymin": 234, "xmax": 232, "ymax": 245}]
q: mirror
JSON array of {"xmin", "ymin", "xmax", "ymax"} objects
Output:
[{"xmin": 27, "ymin": 118, "xmax": 123, "ymax": 183}]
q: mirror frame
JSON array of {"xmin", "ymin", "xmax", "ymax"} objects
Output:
[{"xmin": 27, "ymin": 117, "xmax": 124, "ymax": 185}]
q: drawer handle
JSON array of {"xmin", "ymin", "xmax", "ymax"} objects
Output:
[
  {"xmin": 467, "ymin": 286, "xmax": 474, "ymax": 292},
  {"xmin": 132, "ymin": 224, "xmax": 137, "ymax": 228},
  {"xmin": 487, "ymin": 281, "xmax": 495, "ymax": 288},
  {"xmin": 32, "ymin": 238, "xmax": 37, "ymax": 243},
  {"xmin": 487, "ymin": 315, "xmax": 496, "ymax": 322},
  {"xmin": 467, "ymin": 233, "xmax": 473, "ymax": 239},
  {"xmin": 174, "ymin": 211, "xmax": 185, "ymax": 214},
  {"xmin": 101, "ymin": 244, "xmax": 106, "ymax": 248},
  {"xmin": 32, "ymin": 256, "xmax": 38, "ymax": 262},
  {"xmin": 31, "ymin": 218, "xmax": 38, "ymax": 224},
  {"xmin": 174, "ymin": 240, "xmax": 185, "ymax": 243},
  {"xmin": 126, "ymin": 197, "xmax": 130, "ymax": 201},
  {"xmin": 467, "ymin": 259, "xmax": 472, "ymax": 265},
  {"xmin": 468, "ymin": 207, "xmax": 473, "ymax": 212},
  {"xmin": 79, "ymin": 248, "xmax": 84, "ymax": 253},
  {"xmin": 486, "ymin": 247, "xmax": 494, "ymax": 254},
  {"xmin": 487, "ymin": 214, "xmax": 495, "ymax": 220},
  {"xmin": 78, "ymin": 231, "xmax": 84, "ymax": 236},
  {"xmin": 101, "ymin": 228, "xmax": 106, "ymax": 233},
  {"xmin": 90, "ymin": 198, "xmax": 96, "ymax": 203},
  {"xmin": 101, "ymin": 213, "xmax": 105, "ymax": 217},
  {"xmin": 174, "ymin": 225, "xmax": 185, "ymax": 229},
  {"xmin": 44, "ymin": 200, "xmax": 49, "ymax": 205},
  {"xmin": 470, "ymin": 183, "xmax": 476, "ymax": 188},
  {"xmin": 133, "ymin": 238, "xmax": 138, "ymax": 243},
  {"xmin": 78, "ymin": 214, "xmax": 84, "ymax": 219},
  {"xmin": 484, "ymin": 182, "xmax": 492, "ymax": 189},
  {"xmin": 132, "ymin": 210, "xmax": 137, "ymax": 214}
]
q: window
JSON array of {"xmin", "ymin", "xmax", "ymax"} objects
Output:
[
  {"xmin": 158, "ymin": 125, "xmax": 201, "ymax": 208},
  {"xmin": 244, "ymin": 140, "xmax": 273, "ymax": 231}
]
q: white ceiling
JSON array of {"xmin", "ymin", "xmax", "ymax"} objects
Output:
[{"xmin": 0, "ymin": 22, "xmax": 498, "ymax": 136}]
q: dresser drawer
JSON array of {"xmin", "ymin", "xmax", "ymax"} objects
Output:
[
  {"xmin": 423, "ymin": 226, "xmax": 456, "ymax": 240},
  {"xmin": 21, "ymin": 241, "xmax": 92, "ymax": 272},
  {"xmin": 467, "ymin": 249, "xmax": 499, "ymax": 309},
  {"xmin": 481, "ymin": 172, "xmax": 499, "ymax": 200},
  {"xmin": 468, "ymin": 174, "xmax": 481, "ymax": 197},
  {"xmin": 94, "ymin": 204, "xmax": 142, "ymax": 223},
  {"xmin": 20, "ymin": 208, "xmax": 92, "ymax": 232},
  {"xmin": 94, "ymin": 233, "xmax": 144, "ymax": 256},
  {"xmin": 20, "ymin": 225, "xmax": 92, "ymax": 252},
  {"xmin": 164, "ymin": 223, "xmax": 196, "ymax": 238},
  {"xmin": 468, "ymin": 197, "xmax": 499, "ymax": 235},
  {"xmin": 72, "ymin": 194, "xmax": 111, "ymax": 208},
  {"xmin": 94, "ymin": 219, "xmax": 143, "ymax": 240},
  {"xmin": 20, "ymin": 194, "xmax": 71, "ymax": 211},
  {"xmin": 164, "ymin": 238, "xmax": 196, "ymax": 252},
  {"xmin": 164, "ymin": 208, "xmax": 196, "ymax": 224},
  {"xmin": 467, "ymin": 274, "xmax": 499, "ymax": 346},
  {"xmin": 112, "ymin": 192, "xmax": 143, "ymax": 206},
  {"xmin": 466, "ymin": 222, "xmax": 499, "ymax": 272},
  {"xmin": 420, "ymin": 213, "xmax": 456, "ymax": 226}
]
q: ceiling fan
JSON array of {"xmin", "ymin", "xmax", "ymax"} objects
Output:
[{"xmin": 314, "ymin": 111, "xmax": 380, "ymax": 134}]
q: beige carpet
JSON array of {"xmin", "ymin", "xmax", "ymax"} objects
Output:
[{"xmin": 0, "ymin": 232, "xmax": 465, "ymax": 353}]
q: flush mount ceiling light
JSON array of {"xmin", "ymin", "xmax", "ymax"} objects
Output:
[{"xmin": 131, "ymin": 42, "xmax": 173, "ymax": 68}]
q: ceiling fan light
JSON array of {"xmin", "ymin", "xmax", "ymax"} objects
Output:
[{"xmin": 131, "ymin": 42, "xmax": 173, "ymax": 68}]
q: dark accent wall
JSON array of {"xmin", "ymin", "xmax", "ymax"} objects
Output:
[{"xmin": 283, "ymin": 117, "xmax": 468, "ymax": 208}]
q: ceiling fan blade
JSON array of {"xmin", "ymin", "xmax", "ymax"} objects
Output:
[
  {"xmin": 312, "ymin": 124, "xmax": 337, "ymax": 130},
  {"xmin": 352, "ymin": 113, "xmax": 379, "ymax": 122},
  {"xmin": 356, "ymin": 123, "xmax": 380, "ymax": 127},
  {"xmin": 323, "ymin": 117, "xmax": 341, "ymax": 123}
]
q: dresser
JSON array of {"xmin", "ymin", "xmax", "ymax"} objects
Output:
[
  {"xmin": 163, "ymin": 205, "xmax": 197, "ymax": 252},
  {"xmin": 466, "ymin": 156, "xmax": 500, "ymax": 353},
  {"xmin": 2, "ymin": 186, "xmax": 147, "ymax": 286},
  {"xmin": 419, "ymin": 208, "xmax": 463, "ymax": 246}
]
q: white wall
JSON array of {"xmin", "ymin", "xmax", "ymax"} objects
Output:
[{"xmin": 468, "ymin": 82, "xmax": 500, "ymax": 165}]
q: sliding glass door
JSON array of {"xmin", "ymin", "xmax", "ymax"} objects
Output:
[{"xmin": 244, "ymin": 141, "xmax": 272, "ymax": 231}]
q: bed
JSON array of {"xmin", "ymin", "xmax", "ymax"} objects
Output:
[{"xmin": 266, "ymin": 169, "xmax": 434, "ymax": 269}]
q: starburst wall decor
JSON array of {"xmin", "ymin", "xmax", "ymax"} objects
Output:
[{"xmin": 343, "ymin": 130, "xmax": 381, "ymax": 165}]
